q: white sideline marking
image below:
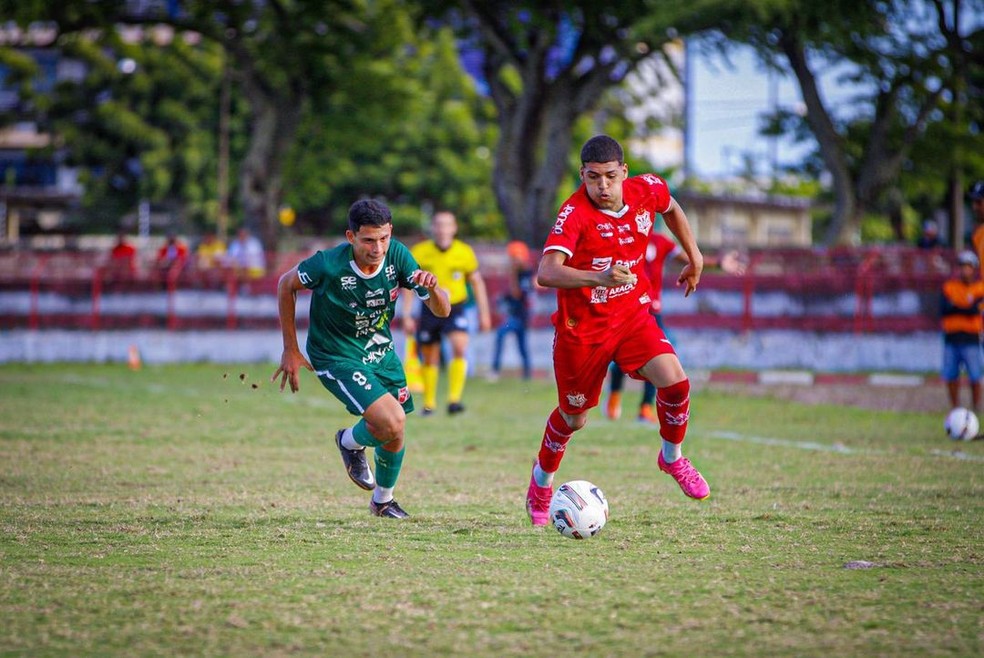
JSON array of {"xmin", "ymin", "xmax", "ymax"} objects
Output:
[
  {"xmin": 707, "ymin": 430, "xmax": 984, "ymax": 462},
  {"xmin": 929, "ymin": 449, "xmax": 984, "ymax": 462},
  {"xmin": 758, "ymin": 370, "xmax": 814, "ymax": 386},
  {"xmin": 868, "ymin": 373, "xmax": 924, "ymax": 387},
  {"xmin": 708, "ymin": 430, "xmax": 861, "ymax": 454}
]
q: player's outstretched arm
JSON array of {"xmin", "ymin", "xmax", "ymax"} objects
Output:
[
  {"xmin": 414, "ymin": 269, "xmax": 451, "ymax": 318},
  {"xmin": 271, "ymin": 266, "xmax": 313, "ymax": 392}
]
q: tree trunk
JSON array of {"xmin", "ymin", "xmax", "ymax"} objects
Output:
[{"xmin": 237, "ymin": 75, "xmax": 304, "ymax": 254}]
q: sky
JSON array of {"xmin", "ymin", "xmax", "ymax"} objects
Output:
[{"xmin": 688, "ymin": 46, "xmax": 807, "ymax": 179}]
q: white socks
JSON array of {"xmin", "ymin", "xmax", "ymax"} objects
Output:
[
  {"xmin": 339, "ymin": 427, "xmax": 361, "ymax": 450},
  {"xmin": 662, "ymin": 439, "xmax": 682, "ymax": 464},
  {"xmin": 532, "ymin": 462, "xmax": 553, "ymax": 487},
  {"xmin": 372, "ymin": 486, "xmax": 394, "ymax": 505}
]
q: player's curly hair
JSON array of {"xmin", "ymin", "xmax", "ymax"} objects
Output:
[
  {"xmin": 348, "ymin": 198, "xmax": 392, "ymax": 233},
  {"xmin": 580, "ymin": 135, "xmax": 624, "ymax": 165}
]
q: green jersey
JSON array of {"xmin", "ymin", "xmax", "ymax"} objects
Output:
[{"xmin": 298, "ymin": 239, "xmax": 428, "ymax": 368}]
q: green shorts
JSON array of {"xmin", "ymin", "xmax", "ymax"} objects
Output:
[{"xmin": 314, "ymin": 352, "xmax": 414, "ymax": 417}]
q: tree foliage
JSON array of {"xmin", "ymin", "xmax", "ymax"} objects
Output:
[
  {"xmin": 420, "ymin": 0, "xmax": 724, "ymax": 246},
  {"xmin": 706, "ymin": 0, "xmax": 984, "ymax": 245}
]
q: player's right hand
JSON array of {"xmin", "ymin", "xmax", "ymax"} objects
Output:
[
  {"xmin": 604, "ymin": 263, "xmax": 637, "ymax": 287},
  {"xmin": 271, "ymin": 349, "xmax": 313, "ymax": 393}
]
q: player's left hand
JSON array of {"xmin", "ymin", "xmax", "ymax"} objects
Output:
[
  {"xmin": 677, "ymin": 262, "xmax": 702, "ymax": 297},
  {"xmin": 412, "ymin": 269, "xmax": 439, "ymax": 290}
]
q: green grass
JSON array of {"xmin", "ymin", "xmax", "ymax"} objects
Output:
[{"xmin": 0, "ymin": 363, "xmax": 980, "ymax": 657}]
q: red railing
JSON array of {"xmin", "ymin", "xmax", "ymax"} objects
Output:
[{"xmin": 0, "ymin": 245, "xmax": 952, "ymax": 333}]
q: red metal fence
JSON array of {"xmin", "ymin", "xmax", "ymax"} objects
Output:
[{"xmin": 0, "ymin": 245, "xmax": 952, "ymax": 333}]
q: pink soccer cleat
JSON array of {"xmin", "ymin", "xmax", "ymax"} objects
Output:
[
  {"xmin": 526, "ymin": 472, "xmax": 553, "ymax": 526},
  {"xmin": 658, "ymin": 453, "xmax": 710, "ymax": 500}
]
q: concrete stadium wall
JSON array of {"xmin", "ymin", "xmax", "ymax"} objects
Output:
[{"xmin": 0, "ymin": 328, "xmax": 940, "ymax": 374}]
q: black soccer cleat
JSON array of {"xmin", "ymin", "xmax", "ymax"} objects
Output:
[
  {"xmin": 447, "ymin": 402, "xmax": 465, "ymax": 415},
  {"xmin": 369, "ymin": 498, "xmax": 410, "ymax": 519},
  {"xmin": 335, "ymin": 429, "xmax": 374, "ymax": 491}
]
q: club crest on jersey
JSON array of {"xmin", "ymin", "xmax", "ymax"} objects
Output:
[
  {"xmin": 566, "ymin": 392, "xmax": 587, "ymax": 408},
  {"xmin": 634, "ymin": 209, "xmax": 652, "ymax": 234}
]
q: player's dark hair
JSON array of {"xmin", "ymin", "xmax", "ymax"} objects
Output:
[
  {"xmin": 580, "ymin": 135, "xmax": 624, "ymax": 165},
  {"xmin": 348, "ymin": 198, "xmax": 393, "ymax": 233}
]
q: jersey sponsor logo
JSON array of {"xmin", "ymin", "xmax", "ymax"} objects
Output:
[
  {"xmin": 398, "ymin": 386, "xmax": 410, "ymax": 404},
  {"xmin": 552, "ymin": 203, "xmax": 575, "ymax": 235},
  {"xmin": 341, "ymin": 275, "xmax": 357, "ymax": 290},
  {"xmin": 363, "ymin": 333, "xmax": 391, "ymax": 350},
  {"xmin": 618, "ymin": 236, "xmax": 635, "ymax": 245},
  {"xmin": 607, "ymin": 282, "xmax": 636, "ymax": 298},
  {"xmin": 615, "ymin": 257, "xmax": 641, "ymax": 269},
  {"xmin": 635, "ymin": 209, "xmax": 653, "ymax": 234},
  {"xmin": 640, "ymin": 173, "xmax": 664, "ymax": 187},
  {"xmin": 617, "ymin": 224, "xmax": 632, "ymax": 233},
  {"xmin": 640, "ymin": 293, "xmax": 651, "ymax": 305},
  {"xmin": 590, "ymin": 286, "xmax": 608, "ymax": 304},
  {"xmin": 366, "ymin": 297, "xmax": 386, "ymax": 307},
  {"xmin": 565, "ymin": 392, "xmax": 587, "ymax": 408},
  {"xmin": 297, "ymin": 270, "xmax": 313, "ymax": 286},
  {"xmin": 591, "ymin": 257, "xmax": 613, "ymax": 271},
  {"xmin": 385, "ymin": 264, "xmax": 397, "ymax": 280},
  {"xmin": 366, "ymin": 288, "xmax": 385, "ymax": 297},
  {"xmin": 362, "ymin": 346, "xmax": 392, "ymax": 365},
  {"xmin": 596, "ymin": 222, "xmax": 615, "ymax": 238},
  {"xmin": 389, "ymin": 287, "xmax": 400, "ymax": 301}
]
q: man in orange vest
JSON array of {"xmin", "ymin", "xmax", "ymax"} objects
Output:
[{"xmin": 941, "ymin": 250, "xmax": 984, "ymax": 411}]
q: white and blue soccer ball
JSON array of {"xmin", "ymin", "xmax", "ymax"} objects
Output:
[
  {"xmin": 945, "ymin": 407, "xmax": 979, "ymax": 441},
  {"xmin": 549, "ymin": 480, "xmax": 609, "ymax": 539}
]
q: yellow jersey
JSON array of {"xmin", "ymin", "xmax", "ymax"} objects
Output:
[{"xmin": 411, "ymin": 239, "xmax": 479, "ymax": 305}]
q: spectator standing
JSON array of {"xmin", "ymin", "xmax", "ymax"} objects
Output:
[
  {"xmin": 107, "ymin": 231, "xmax": 138, "ymax": 279},
  {"xmin": 916, "ymin": 220, "xmax": 942, "ymax": 249},
  {"xmin": 941, "ymin": 250, "xmax": 984, "ymax": 412},
  {"xmin": 226, "ymin": 227, "xmax": 267, "ymax": 280},
  {"xmin": 156, "ymin": 233, "xmax": 189, "ymax": 277},
  {"xmin": 195, "ymin": 232, "xmax": 227, "ymax": 270},
  {"xmin": 489, "ymin": 240, "xmax": 535, "ymax": 381}
]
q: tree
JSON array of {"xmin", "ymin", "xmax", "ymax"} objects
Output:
[
  {"xmin": 709, "ymin": 0, "xmax": 984, "ymax": 245},
  {"xmin": 1, "ymin": 0, "xmax": 401, "ymax": 249},
  {"xmin": 421, "ymin": 0, "xmax": 720, "ymax": 246},
  {"xmin": 281, "ymin": 21, "xmax": 501, "ymax": 239},
  {"xmin": 41, "ymin": 29, "xmax": 239, "ymax": 232}
]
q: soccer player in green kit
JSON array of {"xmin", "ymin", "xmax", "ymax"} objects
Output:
[{"xmin": 272, "ymin": 199, "xmax": 450, "ymax": 518}]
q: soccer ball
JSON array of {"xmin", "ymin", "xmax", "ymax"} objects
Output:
[
  {"xmin": 945, "ymin": 407, "xmax": 979, "ymax": 441},
  {"xmin": 548, "ymin": 480, "xmax": 609, "ymax": 539}
]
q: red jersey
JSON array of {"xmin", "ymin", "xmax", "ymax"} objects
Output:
[
  {"xmin": 644, "ymin": 232, "xmax": 681, "ymax": 313},
  {"xmin": 543, "ymin": 174, "xmax": 672, "ymax": 343}
]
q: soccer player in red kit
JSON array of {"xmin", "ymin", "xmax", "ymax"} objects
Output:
[{"xmin": 526, "ymin": 135, "xmax": 710, "ymax": 526}]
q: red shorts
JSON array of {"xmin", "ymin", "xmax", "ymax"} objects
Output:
[{"xmin": 552, "ymin": 311, "xmax": 676, "ymax": 414}]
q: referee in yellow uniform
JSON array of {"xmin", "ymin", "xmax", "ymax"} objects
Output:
[{"xmin": 403, "ymin": 211, "xmax": 491, "ymax": 415}]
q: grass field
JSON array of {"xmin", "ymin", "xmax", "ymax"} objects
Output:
[{"xmin": 0, "ymin": 362, "xmax": 980, "ymax": 657}]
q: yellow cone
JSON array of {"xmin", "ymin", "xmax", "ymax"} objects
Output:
[{"xmin": 404, "ymin": 335, "xmax": 423, "ymax": 393}]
